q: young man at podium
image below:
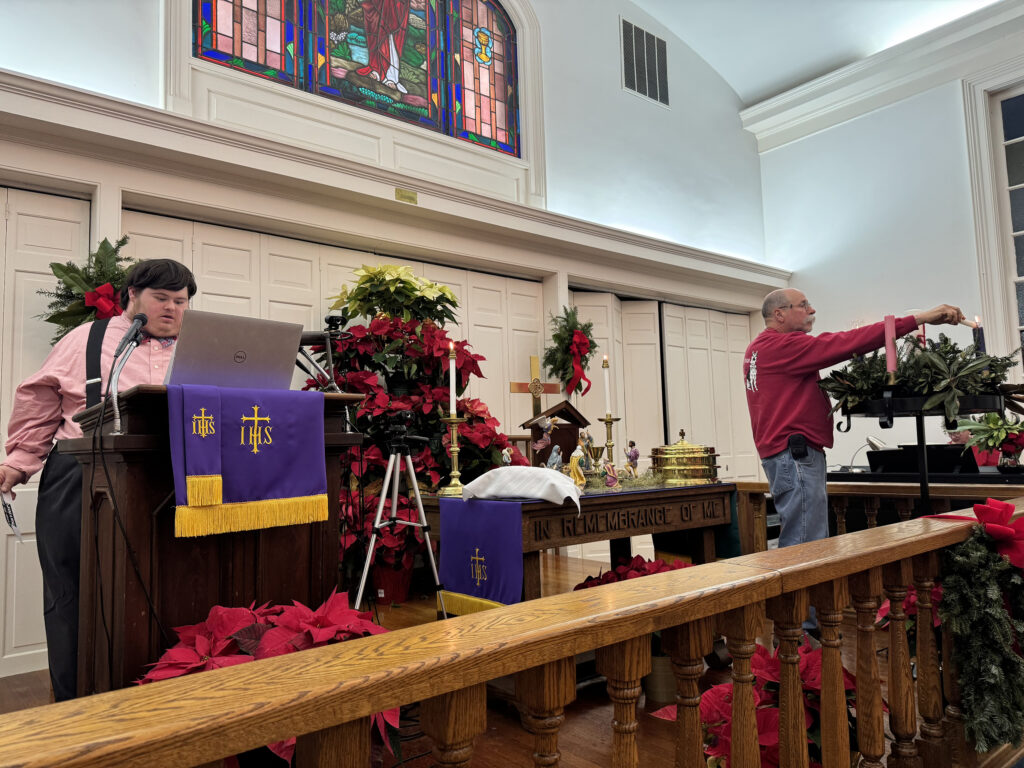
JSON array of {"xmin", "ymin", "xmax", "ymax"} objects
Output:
[{"xmin": 0, "ymin": 259, "xmax": 197, "ymax": 701}]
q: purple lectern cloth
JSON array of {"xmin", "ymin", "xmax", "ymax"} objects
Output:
[
  {"xmin": 439, "ymin": 498, "xmax": 523, "ymax": 605},
  {"xmin": 167, "ymin": 384, "xmax": 326, "ymax": 506}
]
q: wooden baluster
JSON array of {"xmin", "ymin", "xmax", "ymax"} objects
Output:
[
  {"xmin": 295, "ymin": 717, "xmax": 370, "ymax": 768},
  {"xmin": 883, "ymin": 559, "xmax": 921, "ymax": 768},
  {"xmin": 516, "ymin": 657, "xmax": 576, "ymax": 767},
  {"xmin": 596, "ymin": 634, "xmax": 652, "ymax": 768},
  {"xmin": 661, "ymin": 617, "xmax": 714, "ymax": 768},
  {"xmin": 893, "ymin": 498, "xmax": 914, "ymax": 523},
  {"xmin": 766, "ymin": 591, "xmax": 810, "ymax": 768},
  {"xmin": 849, "ymin": 568, "xmax": 885, "ymax": 768},
  {"xmin": 930, "ymin": 498, "xmax": 951, "ymax": 516},
  {"xmin": 809, "ymin": 578, "xmax": 851, "ymax": 768},
  {"xmin": 911, "ymin": 552, "xmax": 946, "ymax": 767},
  {"xmin": 863, "ymin": 497, "xmax": 880, "ymax": 528},
  {"xmin": 720, "ymin": 604, "xmax": 762, "ymax": 768},
  {"xmin": 941, "ymin": 626, "xmax": 977, "ymax": 768},
  {"xmin": 422, "ymin": 684, "xmax": 488, "ymax": 767},
  {"xmin": 738, "ymin": 491, "xmax": 769, "ymax": 554},
  {"xmin": 830, "ymin": 496, "xmax": 848, "ymax": 536}
]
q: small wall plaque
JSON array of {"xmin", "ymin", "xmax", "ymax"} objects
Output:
[{"xmin": 394, "ymin": 187, "xmax": 418, "ymax": 205}]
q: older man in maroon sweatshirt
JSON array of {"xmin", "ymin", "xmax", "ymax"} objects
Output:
[{"xmin": 744, "ymin": 288, "xmax": 964, "ymax": 555}]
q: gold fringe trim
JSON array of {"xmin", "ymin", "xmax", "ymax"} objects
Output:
[
  {"xmin": 186, "ymin": 475, "xmax": 223, "ymax": 507},
  {"xmin": 437, "ymin": 590, "xmax": 506, "ymax": 617},
  {"xmin": 174, "ymin": 494, "xmax": 328, "ymax": 538}
]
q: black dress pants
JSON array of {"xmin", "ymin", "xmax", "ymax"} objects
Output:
[{"xmin": 35, "ymin": 449, "xmax": 83, "ymax": 702}]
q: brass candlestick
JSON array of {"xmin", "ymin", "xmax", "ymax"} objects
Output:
[
  {"xmin": 439, "ymin": 415, "xmax": 468, "ymax": 497},
  {"xmin": 598, "ymin": 413, "xmax": 620, "ymax": 466}
]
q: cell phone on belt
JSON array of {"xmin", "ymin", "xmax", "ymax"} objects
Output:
[{"xmin": 788, "ymin": 433, "xmax": 808, "ymax": 459}]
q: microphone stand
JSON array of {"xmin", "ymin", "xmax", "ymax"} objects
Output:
[{"xmin": 109, "ymin": 335, "xmax": 143, "ymax": 435}]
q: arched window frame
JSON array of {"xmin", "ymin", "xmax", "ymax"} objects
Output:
[{"xmin": 167, "ymin": 0, "xmax": 543, "ymax": 206}]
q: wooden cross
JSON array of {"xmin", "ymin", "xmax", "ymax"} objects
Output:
[{"xmin": 509, "ymin": 355, "xmax": 561, "ymax": 418}]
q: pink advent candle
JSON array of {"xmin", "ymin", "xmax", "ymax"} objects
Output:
[
  {"xmin": 448, "ymin": 342, "xmax": 456, "ymax": 415},
  {"xmin": 884, "ymin": 315, "xmax": 897, "ymax": 374},
  {"xmin": 602, "ymin": 355, "xmax": 611, "ymax": 415}
]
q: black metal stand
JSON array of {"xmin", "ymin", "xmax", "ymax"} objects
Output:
[{"xmin": 839, "ymin": 394, "xmax": 1003, "ymax": 517}]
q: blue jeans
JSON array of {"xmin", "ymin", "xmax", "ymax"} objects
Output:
[
  {"xmin": 762, "ymin": 445, "xmax": 828, "ymax": 548},
  {"xmin": 762, "ymin": 444, "xmax": 828, "ymax": 631}
]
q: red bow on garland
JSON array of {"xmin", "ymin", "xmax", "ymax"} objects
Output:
[
  {"xmin": 566, "ymin": 329, "xmax": 592, "ymax": 396},
  {"xmin": 931, "ymin": 497, "xmax": 1024, "ymax": 569},
  {"xmin": 84, "ymin": 282, "xmax": 123, "ymax": 319}
]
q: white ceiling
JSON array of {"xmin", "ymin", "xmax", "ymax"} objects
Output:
[{"xmin": 629, "ymin": 0, "xmax": 1005, "ymax": 106}]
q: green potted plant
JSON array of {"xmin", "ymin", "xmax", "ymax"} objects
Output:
[{"xmin": 955, "ymin": 412, "xmax": 1024, "ymax": 470}]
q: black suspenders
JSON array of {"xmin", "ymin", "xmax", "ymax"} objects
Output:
[{"xmin": 85, "ymin": 318, "xmax": 112, "ymax": 409}]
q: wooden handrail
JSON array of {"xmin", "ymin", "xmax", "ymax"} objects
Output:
[{"xmin": 0, "ymin": 513, "xmax": 987, "ymax": 768}]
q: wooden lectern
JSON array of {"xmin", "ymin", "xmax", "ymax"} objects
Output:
[{"xmin": 59, "ymin": 385, "xmax": 362, "ymax": 695}]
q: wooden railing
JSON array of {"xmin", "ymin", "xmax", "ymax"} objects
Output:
[
  {"xmin": 0, "ymin": 511, "xmax": 1012, "ymax": 768},
  {"xmin": 735, "ymin": 480, "xmax": 1024, "ymax": 553}
]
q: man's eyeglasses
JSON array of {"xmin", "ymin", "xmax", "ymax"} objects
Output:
[{"xmin": 783, "ymin": 301, "xmax": 812, "ymax": 310}]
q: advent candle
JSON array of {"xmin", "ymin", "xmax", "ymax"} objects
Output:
[
  {"xmin": 974, "ymin": 316, "xmax": 986, "ymax": 354},
  {"xmin": 602, "ymin": 355, "xmax": 611, "ymax": 415},
  {"xmin": 884, "ymin": 315, "xmax": 897, "ymax": 375},
  {"xmin": 448, "ymin": 342, "xmax": 456, "ymax": 415}
]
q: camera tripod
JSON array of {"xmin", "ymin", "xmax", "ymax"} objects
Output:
[{"xmin": 353, "ymin": 426, "xmax": 448, "ymax": 618}]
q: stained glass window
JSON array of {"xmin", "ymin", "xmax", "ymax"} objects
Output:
[
  {"xmin": 193, "ymin": 0, "xmax": 519, "ymax": 156},
  {"xmin": 448, "ymin": 0, "xmax": 518, "ymax": 154}
]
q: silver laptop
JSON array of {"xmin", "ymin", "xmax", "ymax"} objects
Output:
[{"xmin": 165, "ymin": 310, "xmax": 303, "ymax": 390}]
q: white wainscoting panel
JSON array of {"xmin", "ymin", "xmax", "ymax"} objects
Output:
[{"xmin": 0, "ymin": 188, "xmax": 90, "ymax": 677}]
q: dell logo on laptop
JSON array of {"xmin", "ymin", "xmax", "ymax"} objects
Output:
[{"xmin": 234, "ymin": 351, "xmax": 247, "ymax": 364}]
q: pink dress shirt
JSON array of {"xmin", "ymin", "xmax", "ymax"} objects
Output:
[{"xmin": 3, "ymin": 314, "xmax": 177, "ymax": 480}]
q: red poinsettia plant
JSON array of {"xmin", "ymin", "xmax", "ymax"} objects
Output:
[
  {"xmin": 572, "ymin": 554, "xmax": 693, "ymax": 590},
  {"xmin": 652, "ymin": 640, "xmax": 859, "ymax": 768},
  {"xmin": 139, "ymin": 590, "xmax": 400, "ymax": 765},
  {"xmin": 310, "ymin": 279, "xmax": 528, "ymax": 583}
]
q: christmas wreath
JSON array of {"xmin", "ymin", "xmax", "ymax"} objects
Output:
[
  {"xmin": 37, "ymin": 235, "xmax": 134, "ymax": 344},
  {"xmin": 542, "ymin": 306, "xmax": 598, "ymax": 396}
]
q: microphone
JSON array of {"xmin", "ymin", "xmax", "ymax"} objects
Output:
[{"xmin": 113, "ymin": 313, "xmax": 148, "ymax": 358}]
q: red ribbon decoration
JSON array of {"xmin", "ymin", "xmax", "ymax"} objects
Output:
[
  {"xmin": 566, "ymin": 329, "xmax": 592, "ymax": 396},
  {"xmin": 84, "ymin": 282, "xmax": 123, "ymax": 319},
  {"xmin": 930, "ymin": 498, "xmax": 1024, "ymax": 570}
]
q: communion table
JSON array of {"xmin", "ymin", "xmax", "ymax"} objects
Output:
[{"xmin": 423, "ymin": 483, "xmax": 735, "ymax": 600}]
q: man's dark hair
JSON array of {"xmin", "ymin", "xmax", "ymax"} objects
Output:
[{"xmin": 120, "ymin": 259, "xmax": 198, "ymax": 309}]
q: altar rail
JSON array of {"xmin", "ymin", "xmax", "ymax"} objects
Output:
[
  {"xmin": 735, "ymin": 480, "xmax": 1024, "ymax": 554},
  {"xmin": 0, "ymin": 510, "xmax": 1017, "ymax": 768}
]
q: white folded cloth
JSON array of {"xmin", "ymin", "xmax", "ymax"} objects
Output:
[{"xmin": 461, "ymin": 466, "xmax": 581, "ymax": 512}]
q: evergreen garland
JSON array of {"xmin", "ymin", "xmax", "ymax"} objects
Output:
[
  {"xmin": 542, "ymin": 306, "xmax": 597, "ymax": 395},
  {"xmin": 940, "ymin": 526, "xmax": 1024, "ymax": 751}
]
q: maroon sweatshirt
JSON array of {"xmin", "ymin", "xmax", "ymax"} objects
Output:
[{"xmin": 743, "ymin": 315, "xmax": 918, "ymax": 459}]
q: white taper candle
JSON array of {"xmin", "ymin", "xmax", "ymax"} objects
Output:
[{"xmin": 602, "ymin": 355, "xmax": 611, "ymax": 415}]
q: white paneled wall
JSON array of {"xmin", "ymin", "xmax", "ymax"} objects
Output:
[
  {"xmin": 0, "ymin": 189, "xmax": 91, "ymax": 677},
  {"xmin": 662, "ymin": 303, "xmax": 758, "ymax": 481},
  {"xmin": 568, "ymin": 291, "xmax": 626, "ymax": 451},
  {"xmin": 621, "ymin": 301, "xmax": 665, "ymax": 472},
  {"xmin": 191, "ymin": 223, "xmax": 261, "ymax": 317}
]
